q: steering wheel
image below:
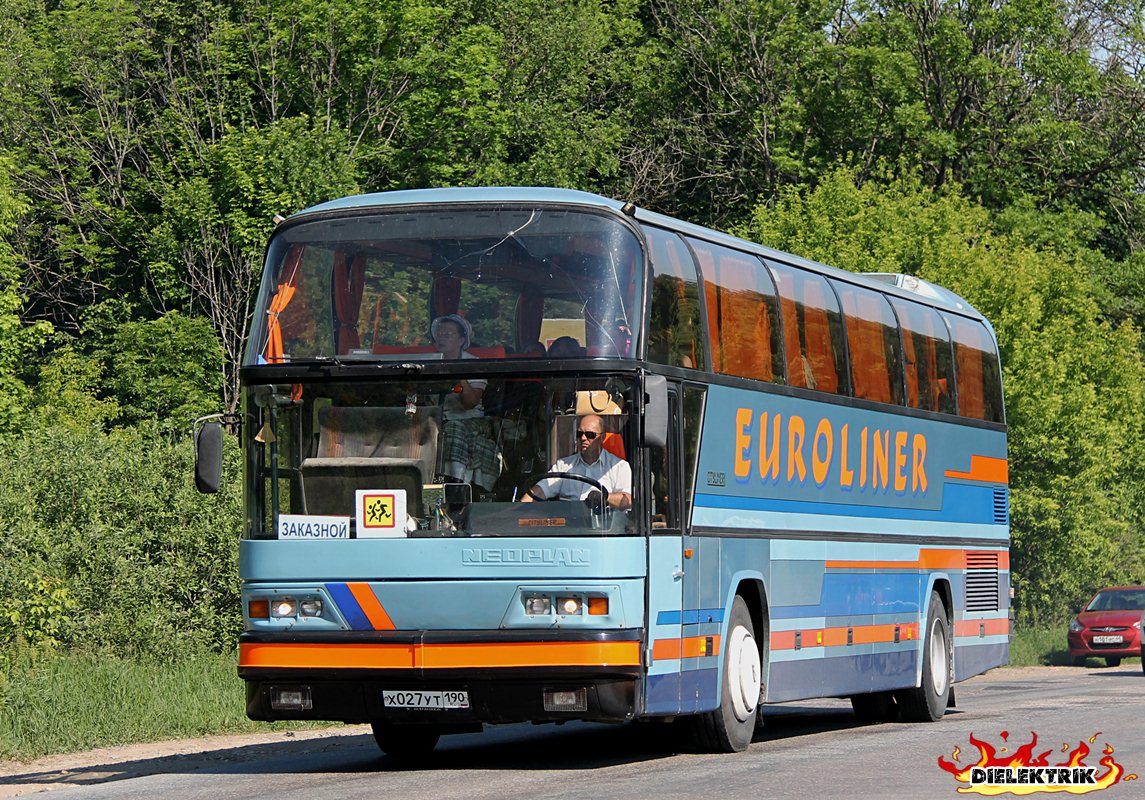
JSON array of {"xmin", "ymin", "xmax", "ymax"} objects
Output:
[{"xmin": 527, "ymin": 472, "xmax": 607, "ymax": 511}]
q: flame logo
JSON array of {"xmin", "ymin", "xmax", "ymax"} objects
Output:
[{"xmin": 938, "ymin": 732, "xmax": 1137, "ymax": 795}]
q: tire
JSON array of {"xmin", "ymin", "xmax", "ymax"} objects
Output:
[
  {"xmin": 690, "ymin": 595, "xmax": 761, "ymax": 752},
  {"xmin": 896, "ymin": 590, "xmax": 952, "ymax": 722},
  {"xmin": 1071, "ymin": 656, "xmax": 1087, "ymax": 667},
  {"xmin": 1105, "ymin": 657, "xmax": 1122, "ymax": 668},
  {"xmin": 370, "ymin": 722, "xmax": 441, "ymax": 759},
  {"xmin": 850, "ymin": 691, "xmax": 898, "ymax": 723}
]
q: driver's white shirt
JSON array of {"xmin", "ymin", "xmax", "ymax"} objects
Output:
[{"xmin": 534, "ymin": 449, "xmax": 632, "ymax": 500}]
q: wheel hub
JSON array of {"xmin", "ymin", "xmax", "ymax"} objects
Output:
[{"xmin": 727, "ymin": 624, "xmax": 761, "ymax": 722}]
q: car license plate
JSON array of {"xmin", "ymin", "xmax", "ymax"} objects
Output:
[
  {"xmin": 382, "ymin": 690, "xmax": 470, "ymax": 710},
  {"xmin": 1093, "ymin": 635, "xmax": 1124, "ymax": 644}
]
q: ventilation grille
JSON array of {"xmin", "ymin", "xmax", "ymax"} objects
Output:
[
  {"xmin": 966, "ymin": 551, "xmax": 1000, "ymax": 612},
  {"xmin": 993, "ymin": 488, "xmax": 1009, "ymax": 525}
]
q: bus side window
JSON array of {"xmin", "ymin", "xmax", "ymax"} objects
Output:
[
  {"xmin": 688, "ymin": 238, "xmax": 782, "ymax": 383},
  {"xmin": 642, "ymin": 226, "xmax": 705, "ymax": 370},
  {"xmin": 889, "ymin": 298, "xmax": 956, "ymax": 414},
  {"xmin": 767, "ymin": 261, "xmax": 846, "ymax": 395},
  {"xmin": 944, "ymin": 314, "xmax": 1005, "ymax": 423},
  {"xmin": 649, "ymin": 390, "xmax": 677, "ymax": 530},
  {"xmin": 833, "ymin": 280, "xmax": 904, "ymax": 405}
]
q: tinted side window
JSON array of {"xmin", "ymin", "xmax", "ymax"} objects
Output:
[
  {"xmin": 833, "ymin": 280, "xmax": 904, "ymax": 405},
  {"xmin": 889, "ymin": 298, "xmax": 956, "ymax": 414},
  {"xmin": 644, "ymin": 226, "xmax": 705, "ymax": 370},
  {"xmin": 767, "ymin": 261, "xmax": 846, "ymax": 394},
  {"xmin": 689, "ymin": 239, "xmax": 782, "ymax": 382},
  {"xmin": 944, "ymin": 314, "xmax": 1005, "ymax": 423}
]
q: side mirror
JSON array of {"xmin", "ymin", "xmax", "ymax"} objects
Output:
[
  {"xmin": 194, "ymin": 419, "xmax": 223, "ymax": 494},
  {"xmin": 641, "ymin": 374, "xmax": 667, "ymax": 449}
]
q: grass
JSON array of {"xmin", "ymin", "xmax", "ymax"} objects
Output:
[
  {"xmin": 1007, "ymin": 623, "xmax": 1142, "ymax": 667},
  {"xmin": 0, "ymin": 648, "xmax": 331, "ymax": 762},
  {"xmin": 1008, "ymin": 624, "xmax": 1072, "ymax": 666}
]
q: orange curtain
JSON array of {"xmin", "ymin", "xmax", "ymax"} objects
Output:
[
  {"xmin": 849, "ymin": 293, "xmax": 890, "ymax": 404},
  {"xmin": 264, "ymin": 245, "xmax": 304, "ymax": 363},
  {"xmin": 956, "ymin": 344, "xmax": 986, "ymax": 419},
  {"xmin": 801, "ymin": 278, "xmax": 838, "ymax": 394},
  {"xmin": 333, "ymin": 252, "xmax": 366, "ymax": 354},
  {"xmin": 778, "ymin": 293, "xmax": 804, "ymax": 388}
]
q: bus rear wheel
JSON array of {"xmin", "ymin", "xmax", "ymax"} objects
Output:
[
  {"xmin": 690, "ymin": 595, "xmax": 760, "ymax": 752},
  {"xmin": 896, "ymin": 590, "xmax": 951, "ymax": 722},
  {"xmin": 371, "ymin": 722, "xmax": 441, "ymax": 759}
]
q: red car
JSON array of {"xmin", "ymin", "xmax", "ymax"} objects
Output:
[{"xmin": 1068, "ymin": 586, "xmax": 1145, "ymax": 668}]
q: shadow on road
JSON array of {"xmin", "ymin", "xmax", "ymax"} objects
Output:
[{"xmin": 0, "ymin": 701, "xmax": 885, "ymax": 791}]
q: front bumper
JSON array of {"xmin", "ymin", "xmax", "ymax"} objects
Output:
[
  {"xmin": 1067, "ymin": 631, "xmax": 1142, "ymax": 659},
  {"xmin": 239, "ymin": 628, "xmax": 644, "ymax": 724}
]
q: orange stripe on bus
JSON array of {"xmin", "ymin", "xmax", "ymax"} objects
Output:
[
  {"xmin": 651, "ymin": 635, "xmax": 721, "ymax": 661},
  {"xmin": 954, "ymin": 618, "xmax": 1011, "ymax": 638},
  {"xmin": 239, "ymin": 641, "xmax": 641, "ymax": 670},
  {"xmin": 770, "ymin": 623, "xmax": 919, "ymax": 650},
  {"xmin": 826, "ymin": 549, "xmax": 1009, "ymax": 571},
  {"xmin": 347, "ymin": 583, "xmax": 396, "ymax": 630},
  {"xmin": 944, "ymin": 455, "xmax": 1008, "ymax": 484}
]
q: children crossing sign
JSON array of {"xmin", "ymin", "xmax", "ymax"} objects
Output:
[{"xmin": 355, "ymin": 489, "xmax": 407, "ymax": 538}]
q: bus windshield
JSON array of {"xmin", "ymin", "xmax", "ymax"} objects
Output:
[
  {"xmin": 246, "ymin": 374, "xmax": 638, "ymax": 539},
  {"xmin": 246, "ymin": 205, "xmax": 644, "ymax": 365}
]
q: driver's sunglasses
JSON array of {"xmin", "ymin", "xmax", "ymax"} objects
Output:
[{"xmin": 576, "ymin": 430, "xmax": 600, "ymax": 441}]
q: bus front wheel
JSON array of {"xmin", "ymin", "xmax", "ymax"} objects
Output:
[
  {"xmin": 371, "ymin": 722, "xmax": 441, "ymax": 759},
  {"xmin": 690, "ymin": 595, "xmax": 760, "ymax": 752},
  {"xmin": 896, "ymin": 590, "xmax": 952, "ymax": 722}
]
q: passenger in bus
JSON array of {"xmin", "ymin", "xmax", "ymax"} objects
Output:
[
  {"xmin": 432, "ymin": 314, "xmax": 501, "ymax": 491},
  {"xmin": 520, "ymin": 414, "xmax": 632, "ymax": 510},
  {"xmin": 547, "ymin": 336, "xmax": 585, "ymax": 358}
]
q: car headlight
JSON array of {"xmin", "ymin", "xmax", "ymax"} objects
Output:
[{"xmin": 1069, "ymin": 619, "xmax": 1084, "ymax": 632}]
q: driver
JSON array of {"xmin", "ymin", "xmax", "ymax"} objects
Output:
[{"xmin": 521, "ymin": 414, "xmax": 632, "ymax": 510}]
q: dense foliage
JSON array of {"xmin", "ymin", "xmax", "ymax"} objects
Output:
[{"xmin": 1, "ymin": 0, "xmax": 1144, "ymax": 656}]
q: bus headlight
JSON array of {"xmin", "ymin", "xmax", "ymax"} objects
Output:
[
  {"xmin": 524, "ymin": 596, "xmax": 552, "ymax": 615},
  {"xmin": 557, "ymin": 596, "xmax": 582, "ymax": 616},
  {"xmin": 299, "ymin": 599, "xmax": 324, "ymax": 617},
  {"xmin": 271, "ymin": 597, "xmax": 298, "ymax": 618}
]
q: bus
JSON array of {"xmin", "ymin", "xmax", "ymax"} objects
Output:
[{"xmin": 194, "ymin": 187, "xmax": 1009, "ymax": 756}]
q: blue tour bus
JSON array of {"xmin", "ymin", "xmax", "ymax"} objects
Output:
[{"xmin": 195, "ymin": 187, "xmax": 1009, "ymax": 756}]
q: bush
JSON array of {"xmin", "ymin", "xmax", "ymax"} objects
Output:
[{"xmin": 0, "ymin": 422, "xmax": 244, "ymax": 659}]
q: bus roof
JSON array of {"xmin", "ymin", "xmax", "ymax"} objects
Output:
[
  {"xmin": 291, "ymin": 187, "xmax": 989, "ymax": 324},
  {"xmin": 298, "ymin": 186, "xmax": 624, "ymax": 215}
]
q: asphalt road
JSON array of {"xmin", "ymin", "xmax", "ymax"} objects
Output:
[{"xmin": 3, "ymin": 663, "xmax": 1143, "ymax": 799}]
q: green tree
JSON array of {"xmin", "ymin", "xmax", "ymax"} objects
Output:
[
  {"xmin": 812, "ymin": 0, "xmax": 1145, "ymax": 256},
  {"xmin": 147, "ymin": 117, "xmax": 359, "ymax": 407},
  {"xmin": 94, "ymin": 312, "xmax": 225, "ymax": 430},
  {"xmin": 0, "ymin": 155, "xmax": 51, "ymax": 430}
]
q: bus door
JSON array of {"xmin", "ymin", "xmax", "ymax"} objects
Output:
[
  {"xmin": 645, "ymin": 383, "xmax": 686, "ymax": 715},
  {"xmin": 679, "ymin": 383, "xmax": 712, "ymax": 713}
]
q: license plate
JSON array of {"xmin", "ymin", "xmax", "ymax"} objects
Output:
[
  {"xmin": 1093, "ymin": 635, "xmax": 1124, "ymax": 644},
  {"xmin": 382, "ymin": 690, "xmax": 470, "ymax": 710}
]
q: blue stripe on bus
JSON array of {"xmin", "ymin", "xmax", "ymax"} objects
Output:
[
  {"xmin": 656, "ymin": 608, "xmax": 726, "ymax": 625},
  {"xmin": 324, "ymin": 583, "xmax": 372, "ymax": 631},
  {"xmin": 770, "ymin": 572, "xmax": 923, "ymax": 619},
  {"xmin": 694, "ymin": 482, "xmax": 998, "ymax": 525}
]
